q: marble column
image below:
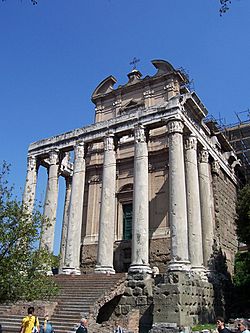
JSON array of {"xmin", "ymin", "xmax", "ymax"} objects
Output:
[
  {"xmin": 184, "ymin": 135, "xmax": 204, "ymax": 273},
  {"xmin": 129, "ymin": 125, "xmax": 151, "ymax": 274},
  {"xmin": 40, "ymin": 150, "xmax": 59, "ymax": 253},
  {"xmin": 59, "ymin": 176, "xmax": 72, "ymax": 273},
  {"xmin": 63, "ymin": 142, "xmax": 86, "ymax": 274},
  {"xmin": 198, "ymin": 149, "xmax": 214, "ymax": 268},
  {"xmin": 95, "ymin": 133, "xmax": 116, "ymax": 274},
  {"xmin": 167, "ymin": 119, "xmax": 190, "ymax": 271},
  {"xmin": 23, "ymin": 155, "xmax": 38, "ymax": 214}
]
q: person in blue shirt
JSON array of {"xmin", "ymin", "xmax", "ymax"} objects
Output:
[{"xmin": 39, "ymin": 315, "xmax": 54, "ymax": 333}]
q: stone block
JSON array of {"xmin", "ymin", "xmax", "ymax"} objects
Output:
[
  {"xmin": 124, "ymin": 287, "xmax": 133, "ymax": 296},
  {"xmin": 121, "ymin": 305, "xmax": 131, "ymax": 315},
  {"xmin": 133, "ymin": 286, "xmax": 143, "ymax": 296},
  {"xmin": 136, "ymin": 296, "xmax": 148, "ymax": 306}
]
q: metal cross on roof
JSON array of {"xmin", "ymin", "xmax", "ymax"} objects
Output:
[{"xmin": 130, "ymin": 57, "xmax": 140, "ymax": 70}]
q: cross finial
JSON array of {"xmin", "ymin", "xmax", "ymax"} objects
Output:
[{"xmin": 130, "ymin": 57, "xmax": 140, "ymax": 70}]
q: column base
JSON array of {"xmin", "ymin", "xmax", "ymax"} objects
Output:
[
  {"xmin": 191, "ymin": 265, "xmax": 208, "ymax": 281},
  {"xmin": 167, "ymin": 260, "xmax": 191, "ymax": 272},
  {"xmin": 61, "ymin": 267, "xmax": 81, "ymax": 275},
  {"xmin": 128, "ymin": 264, "xmax": 152, "ymax": 274},
  {"xmin": 94, "ymin": 265, "xmax": 115, "ymax": 274}
]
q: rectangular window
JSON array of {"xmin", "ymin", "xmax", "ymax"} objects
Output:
[{"xmin": 123, "ymin": 203, "xmax": 132, "ymax": 240}]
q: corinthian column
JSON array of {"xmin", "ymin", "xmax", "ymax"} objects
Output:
[
  {"xmin": 40, "ymin": 150, "xmax": 59, "ymax": 253},
  {"xmin": 198, "ymin": 149, "xmax": 214, "ymax": 268},
  {"xmin": 129, "ymin": 125, "xmax": 151, "ymax": 274},
  {"xmin": 95, "ymin": 133, "xmax": 116, "ymax": 274},
  {"xmin": 23, "ymin": 155, "xmax": 38, "ymax": 214},
  {"xmin": 63, "ymin": 142, "xmax": 86, "ymax": 275},
  {"xmin": 59, "ymin": 176, "xmax": 72, "ymax": 272},
  {"xmin": 184, "ymin": 135, "xmax": 204, "ymax": 273},
  {"xmin": 167, "ymin": 119, "xmax": 190, "ymax": 271}
]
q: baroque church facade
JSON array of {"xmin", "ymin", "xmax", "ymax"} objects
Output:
[{"xmin": 23, "ymin": 60, "xmax": 240, "ymax": 325}]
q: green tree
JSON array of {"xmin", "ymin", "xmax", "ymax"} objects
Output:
[
  {"xmin": 232, "ymin": 184, "xmax": 250, "ymax": 317},
  {"xmin": 0, "ymin": 161, "xmax": 58, "ymax": 303},
  {"xmin": 236, "ymin": 184, "xmax": 250, "ymax": 247}
]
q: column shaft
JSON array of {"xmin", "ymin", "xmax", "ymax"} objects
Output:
[
  {"xmin": 23, "ymin": 155, "xmax": 37, "ymax": 214},
  {"xmin": 63, "ymin": 142, "xmax": 86, "ymax": 274},
  {"xmin": 168, "ymin": 119, "xmax": 190, "ymax": 271},
  {"xmin": 129, "ymin": 125, "xmax": 151, "ymax": 274},
  {"xmin": 199, "ymin": 149, "xmax": 214, "ymax": 268},
  {"xmin": 95, "ymin": 134, "xmax": 116, "ymax": 274},
  {"xmin": 59, "ymin": 176, "xmax": 72, "ymax": 272},
  {"xmin": 185, "ymin": 135, "xmax": 204, "ymax": 271},
  {"xmin": 41, "ymin": 150, "xmax": 59, "ymax": 253}
]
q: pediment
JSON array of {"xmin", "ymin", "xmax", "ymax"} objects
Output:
[
  {"xmin": 151, "ymin": 59, "xmax": 175, "ymax": 76},
  {"xmin": 91, "ymin": 75, "xmax": 117, "ymax": 100}
]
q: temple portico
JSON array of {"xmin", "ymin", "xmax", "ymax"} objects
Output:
[{"xmin": 23, "ymin": 60, "xmax": 238, "ymax": 284}]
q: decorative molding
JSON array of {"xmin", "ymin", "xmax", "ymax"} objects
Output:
[{"xmin": 143, "ymin": 89, "xmax": 154, "ymax": 99}]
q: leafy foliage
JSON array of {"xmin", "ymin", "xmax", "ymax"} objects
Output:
[
  {"xmin": 219, "ymin": 0, "xmax": 232, "ymax": 15},
  {"xmin": 0, "ymin": 161, "xmax": 58, "ymax": 303},
  {"xmin": 236, "ymin": 184, "xmax": 250, "ymax": 247},
  {"xmin": 232, "ymin": 185, "xmax": 250, "ymax": 317}
]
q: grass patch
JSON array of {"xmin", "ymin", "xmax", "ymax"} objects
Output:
[{"xmin": 191, "ymin": 324, "xmax": 216, "ymax": 331}]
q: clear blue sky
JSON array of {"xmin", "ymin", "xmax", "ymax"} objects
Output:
[{"xmin": 1, "ymin": 0, "xmax": 249, "ymax": 254}]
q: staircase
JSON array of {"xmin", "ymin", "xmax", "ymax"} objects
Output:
[{"xmin": 0, "ymin": 273, "xmax": 126, "ymax": 333}]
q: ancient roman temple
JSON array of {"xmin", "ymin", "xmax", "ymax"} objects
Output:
[{"xmin": 23, "ymin": 60, "xmax": 240, "ymax": 326}]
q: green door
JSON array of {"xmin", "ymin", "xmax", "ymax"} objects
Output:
[{"xmin": 123, "ymin": 203, "xmax": 132, "ymax": 240}]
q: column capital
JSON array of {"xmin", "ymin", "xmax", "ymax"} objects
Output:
[
  {"xmin": 184, "ymin": 134, "xmax": 197, "ymax": 151},
  {"xmin": 27, "ymin": 155, "xmax": 36, "ymax": 172},
  {"xmin": 134, "ymin": 124, "xmax": 146, "ymax": 143},
  {"xmin": 74, "ymin": 141, "xmax": 85, "ymax": 159},
  {"xmin": 104, "ymin": 133, "xmax": 115, "ymax": 151},
  {"xmin": 199, "ymin": 149, "xmax": 209, "ymax": 163},
  {"xmin": 49, "ymin": 149, "xmax": 59, "ymax": 165},
  {"xmin": 167, "ymin": 119, "xmax": 184, "ymax": 134},
  {"xmin": 211, "ymin": 160, "xmax": 220, "ymax": 175}
]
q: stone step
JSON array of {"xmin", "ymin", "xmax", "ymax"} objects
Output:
[{"xmin": 0, "ymin": 273, "xmax": 126, "ymax": 333}]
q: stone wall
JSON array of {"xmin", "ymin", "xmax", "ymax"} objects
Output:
[
  {"xmin": 212, "ymin": 168, "xmax": 238, "ymax": 275},
  {"xmin": 153, "ymin": 272, "xmax": 214, "ymax": 327}
]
